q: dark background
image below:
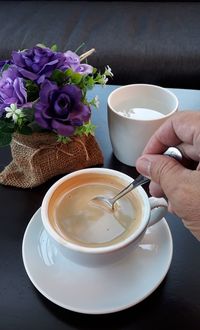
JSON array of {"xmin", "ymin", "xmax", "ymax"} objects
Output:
[{"xmin": 0, "ymin": 1, "xmax": 200, "ymax": 88}]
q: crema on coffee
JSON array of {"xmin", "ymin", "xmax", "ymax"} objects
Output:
[{"xmin": 48, "ymin": 173, "xmax": 143, "ymax": 248}]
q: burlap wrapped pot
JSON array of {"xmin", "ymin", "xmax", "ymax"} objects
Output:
[{"xmin": 0, "ymin": 132, "xmax": 104, "ymax": 188}]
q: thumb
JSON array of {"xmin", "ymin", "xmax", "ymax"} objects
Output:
[{"xmin": 136, "ymin": 154, "xmax": 189, "ymax": 197}]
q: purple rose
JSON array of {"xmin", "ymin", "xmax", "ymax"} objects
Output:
[
  {"xmin": 12, "ymin": 46, "xmax": 66, "ymax": 84},
  {"xmin": 35, "ymin": 80, "xmax": 91, "ymax": 136},
  {"xmin": 0, "ymin": 66, "xmax": 27, "ymax": 116},
  {"xmin": 73, "ymin": 63, "xmax": 93, "ymax": 75},
  {"xmin": 64, "ymin": 50, "xmax": 80, "ymax": 67},
  {"xmin": 63, "ymin": 50, "xmax": 93, "ymax": 75},
  {"xmin": 0, "ymin": 60, "xmax": 12, "ymax": 72}
]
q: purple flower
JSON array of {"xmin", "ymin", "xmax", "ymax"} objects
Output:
[
  {"xmin": 63, "ymin": 50, "xmax": 93, "ymax": 75},
  {"xmin": 64, "ymin": 50, "xmax": 80, "ymax": 67},
  {"xmin": 35, "ymin": 80, "xmax": 91, "ymax": 136},
  {"xmin": 0, "ymin": 60, "xmax": 12, "ymax": 72},
  {"xmin": 0, "ymin": 66, "xmax": 27, "ymax": 116},
  {"xmin": 73, "ymin": 63, "xmax": 93, "ymax": 75},
  {"xmin": 12, "ymin": 46, "xmax": 66, "ymax": 84}
]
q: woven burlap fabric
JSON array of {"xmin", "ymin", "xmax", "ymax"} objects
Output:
[{"xmin": 0, "ymin": 132, "xmax": 103, "ymax": 188}]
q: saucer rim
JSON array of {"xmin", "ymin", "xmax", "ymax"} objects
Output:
[{"xmin": 22, "ymin": 208, "xmax": 173, "ymax": 314}]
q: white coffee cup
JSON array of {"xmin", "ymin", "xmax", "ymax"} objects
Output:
[
  {"xmin": 107, "ymin": 84, "xmax": 179, "ymax": 166},
  {"xmin": 41, "ymin": 168, "xmax": 168, "ymax": 267}
]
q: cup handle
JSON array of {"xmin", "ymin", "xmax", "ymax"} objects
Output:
[{"xmin": 148, "ymin": 197, "xmax": 168, "ymax": 227}]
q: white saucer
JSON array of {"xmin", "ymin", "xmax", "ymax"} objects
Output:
[{"xmin": 22, "ymin": 208, "xmax": 173, "ymax": 314}]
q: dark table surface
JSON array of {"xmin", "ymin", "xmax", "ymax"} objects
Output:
[{"xmin": 1, "ymin": 85, "xmax": 200, "ymax": 330}]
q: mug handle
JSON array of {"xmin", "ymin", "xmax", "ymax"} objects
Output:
[{"xmin": 148, "ymin": 197, "xmax": 168, "ymax": 227}]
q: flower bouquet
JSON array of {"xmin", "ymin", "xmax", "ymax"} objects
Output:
[{"xmin": 0, "ymin": 44, "xmax": 113, "ymax": 188}]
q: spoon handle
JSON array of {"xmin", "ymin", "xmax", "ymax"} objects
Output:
[{"xmin": 111, "ymin": 175, "xmax": 150, "ymax": 205}]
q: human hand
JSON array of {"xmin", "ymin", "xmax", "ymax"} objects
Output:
[{"xmin": 136, "ymin": 111, "xmax": 200, "ymax": 240}]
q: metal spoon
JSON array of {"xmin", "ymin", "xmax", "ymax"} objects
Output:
[
  {"xmin": 92, "ymin": 147, "xmax": 183, "ymax": 210},
  {"xmin": 92, "ymin": 174, "xmax": 150, "ymax": 209}
]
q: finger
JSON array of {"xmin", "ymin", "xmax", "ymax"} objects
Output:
[
  {"xmin": 177, "ymin": 143, "xmax": 200, "ymax": 162},
  {"xmin": 142, "ymin": 115, "xmax": 181, "ymax": 155},
  {"xmin": 142, "ymin": 111, "xmax": 200, "ymax": 157},
  {"xmin": 149, "ymin": 182, "xmax": 176, "ymax": 214},
  {"xmin": 149, "ymin": 181, "xmax": 164, "ymax": 197},
  {"xmin": 136, "ymin": 154, "xmax": 189, "ymax": 198},
  {"xmin": 168, "ymin": 201, "xmax": 175, "ymax": 214}
]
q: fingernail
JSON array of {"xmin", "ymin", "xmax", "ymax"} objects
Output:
[{"xmin": 136, "ymin": 156, "xmax": 151, "ymax": 177}]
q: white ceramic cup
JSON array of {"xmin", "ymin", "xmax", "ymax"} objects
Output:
[
  {"xmin": 41, "ymin": 168, "xmax": 168, "ymax": 267},
  {"xmin": 107, "ymin": 84, "xmax": 179, "ymax": 166}
]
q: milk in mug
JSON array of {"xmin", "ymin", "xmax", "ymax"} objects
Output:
[{"xmin": 118, "ymin": 107, "xmax": 165, "ymax": 120}]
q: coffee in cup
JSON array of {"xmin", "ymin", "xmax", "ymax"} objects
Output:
[
  {"xmin": 41, "ymin": 168, "xmax": 168, "ymax": 266},
  {"xmin": 48, "ymin": 172, "xmax": 143, "ymax": 248}
]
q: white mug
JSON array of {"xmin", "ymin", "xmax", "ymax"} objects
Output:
[
  {"xmin": 107, "ymin": 84, "xmax": 178, "ymax": 166},
  {"xmin": 41, "ymin": 168, "xmax": 168, "ymax": 267}
]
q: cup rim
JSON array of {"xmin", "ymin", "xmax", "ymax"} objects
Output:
[
  {"xmin": 107, "ymin": 83, "xmax": 179, "ymax": 121},
  {"xmin": 41, "ymin": 168, "xmax": 151, "ymax": 255}
]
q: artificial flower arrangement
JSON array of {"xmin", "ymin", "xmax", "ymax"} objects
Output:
[{"xmin": 0, "ymin": 44, "xmax": 113, "ymax": 188}]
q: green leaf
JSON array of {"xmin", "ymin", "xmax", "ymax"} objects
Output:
[
  {"xmin": 70, "ymin": 72, "xmax": 82, "ymax": 84},
  {"xmin": 85, "ymin": 76, "xmax": 95, "ymax": 89},
  {"xmin": 25, "ymin": 80, "xmax": 39, "ymax": 101},
  {"xmin": 28, "ymin": 121, "xmax": 44, "ymax": 132},
  {"xmin": 17, "ymin": 126, "xmax": 32, "ymax": 135},
  {"xmin": 51, "ymin": 44, "xmax": 58, "ymax": 52},
  {"xmin": 0, "ymin": 119, "xmax": 15, "ymax": 133},
  {"xmin": 6, "ymin": 122, "xmax": 15, "ymax": 130},
  {"xmin": 36, "ymin": 43, "xmax": 47, "ymax": 49},
  {"xmin": 65, "ymin": 68, "xmax": 73, "ymax": 77},
  {"xmin": 50, "ymin": 69, "xmax": 68, "ymax": 86},
  {"xmin": 0, "ymin": 121, "xmax": 6, "ymax": 130},
  {"xmin": 22, "ymin": 107, "xmax": 34, "ymax": 123},
  {"xmin": 1, "ymin": 63, "xmax": 10, "ymax": 73},
  {"xmin": 0, "ymin": 131, "xmax": 12, "ymax": 147},
  {"xmin": 2, "ymin": 125, "xmax": 15, "ymax": 133},
  {"xmin": 57, "ymin": 135, "xmax": 71, "ymax": 144},
  {"xmin": 74, "ymin": 122, "xmax": 96, "ymax": 137}
]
